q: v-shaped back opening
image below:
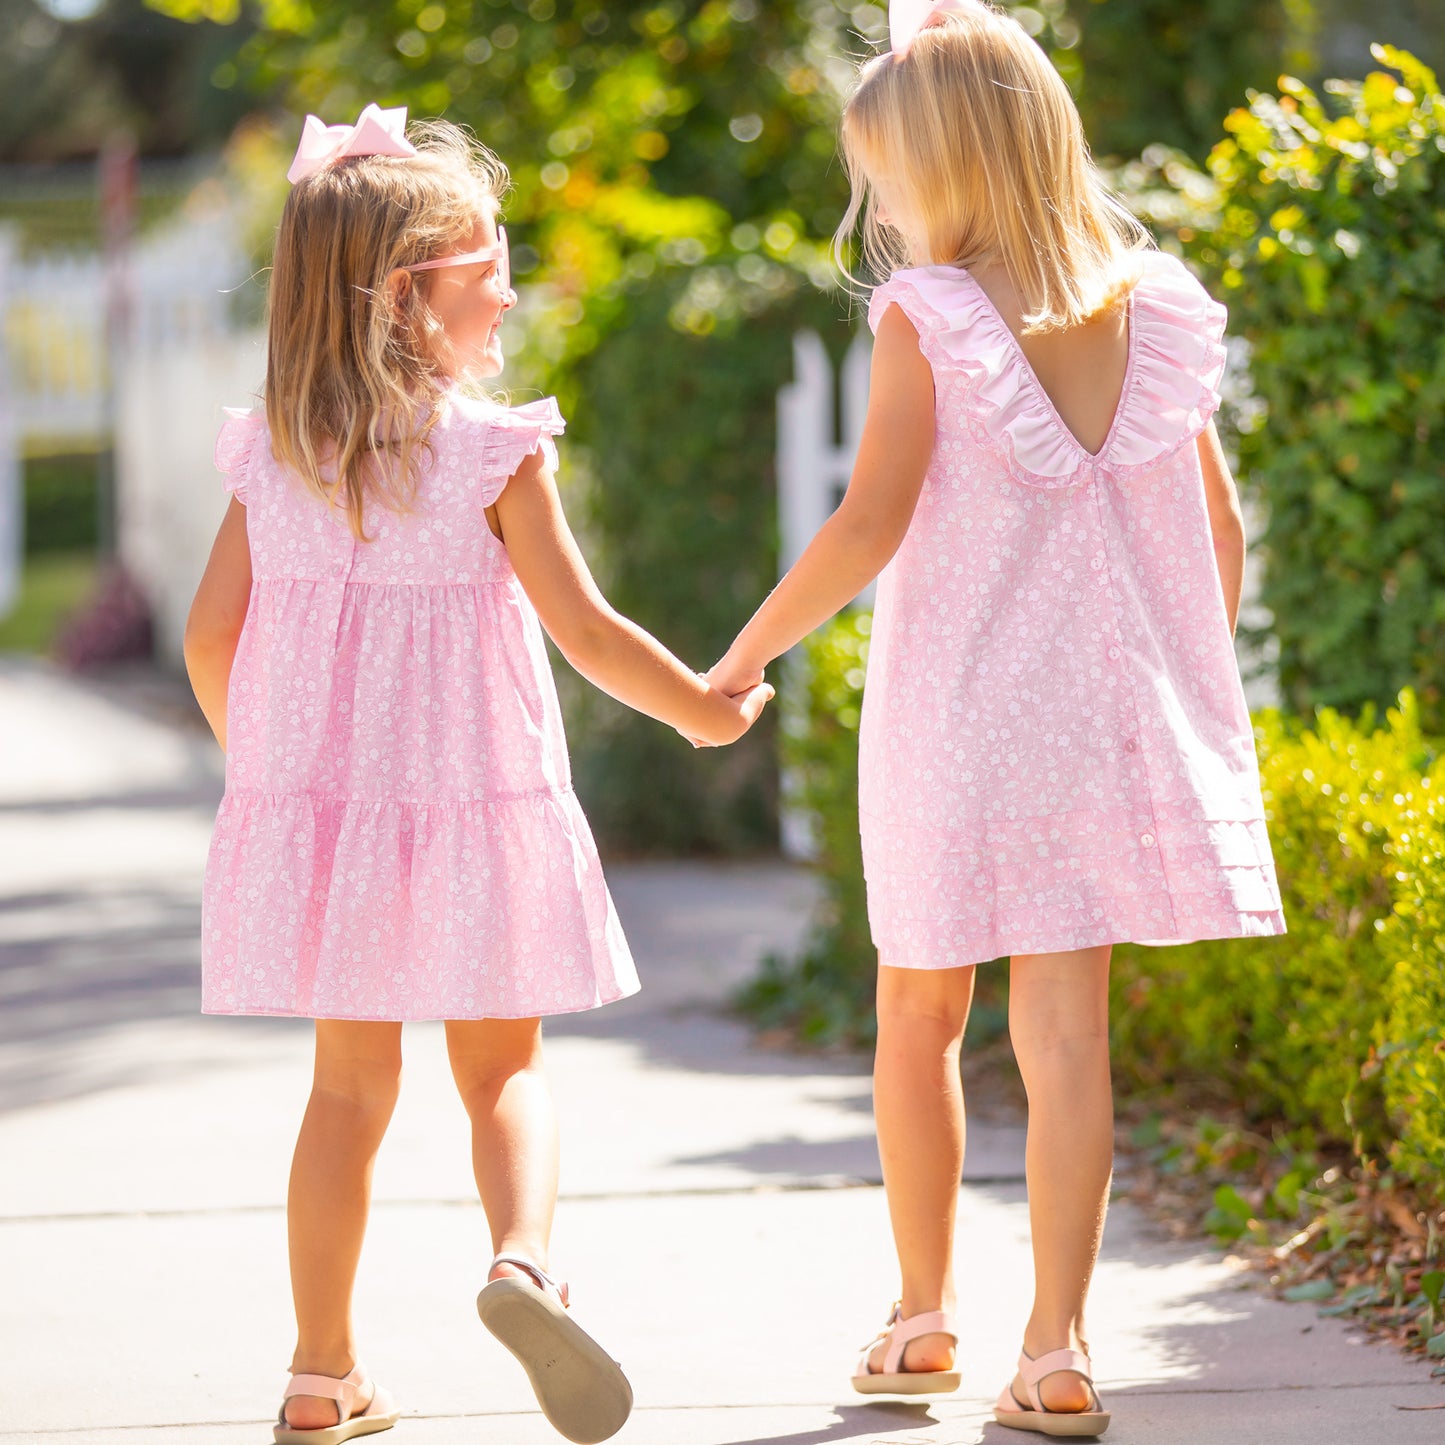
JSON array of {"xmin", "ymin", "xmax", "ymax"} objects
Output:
[{"xmin": 964, "ymin": 272, "xmax": 1136, "ymax": 461}]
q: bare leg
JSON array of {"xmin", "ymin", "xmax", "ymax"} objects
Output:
[
  {"xmin": 445, "ymin": 1018, "xmax": 559, "ymax": 1287},
  {"xmin": 285, "ymin": 1019, "xmax": 403, "ymax": 1429},
  {"xmin": 1008, "ymin": 945, "xmax": 1113, "ymax": 1413},
  {"xmin": 869, "ymin": 962, "xmax": 976, "ymax": 1373}
]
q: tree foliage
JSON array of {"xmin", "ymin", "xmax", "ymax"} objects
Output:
[
  {"xmin": 0, "ymin": 0, "xmax": 254, "ymax": 163},
  {"xmin": 1196, "ymin": 46, "xmax": 1445, "ymax": 729}
]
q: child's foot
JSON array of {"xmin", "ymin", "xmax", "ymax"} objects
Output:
[
  {"xmin": 477, "ymin": 1252, "xmax": 633, "ymax": 1444},
  {"xmin": 1011, "ymin": 1364, "xmax": 1093, "ymax": 1414},
  {"xmin": 1012, "ymin": 1335, "xmax": 1096, "ymax": 1414},
  {"xmin": 274, "ymin": 1363, "xmax": 400, "ymax": 1442},
  {"xmin": 867, "ymin": 1328, "xmax": 956, "ymax": 1375},
  {"xmin": 995, "ymin": 1346, "xmax": 1110, "ymax": 1436},
  {"xmin": 851, "ymin": 1303, "xmax": 961, "ymax": 1395}
]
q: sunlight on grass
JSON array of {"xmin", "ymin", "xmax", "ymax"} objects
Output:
[{"xmin": 0, "ymin": 551, "xmax": 97, "ymax": 653}]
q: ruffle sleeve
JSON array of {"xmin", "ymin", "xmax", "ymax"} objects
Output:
[
  {"xmin": 478, "ymin": 397, "xmax": 566, "ymax": 504},
  {"xmin": 215, "ymin": 406, "xmax": 266, "ymax": 504},
  {"xmin": 1107, "ymin": 251, "xmax": 1227, "ymax": 479},
  {"xmin": 868, "ymin": 253, "xmax": 1227, "ymax": 489}
]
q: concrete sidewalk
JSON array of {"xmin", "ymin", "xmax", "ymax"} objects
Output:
[{"xmin": 0, "ymin": 655, "xmax": 1439, "ymax": 1444}]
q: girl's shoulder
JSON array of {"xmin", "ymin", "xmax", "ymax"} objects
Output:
[
  {"xmin": 441, "ymin": 392, "xmax": 568, "ymax": 492},
  {"xmin": 867, "ymin": 253, "xmax": 1227, "ymax": 487},
  {"xmin": 214, "ymin": 406, "xmax": 269, "ymax": 505}
]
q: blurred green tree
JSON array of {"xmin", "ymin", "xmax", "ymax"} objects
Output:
[{"xmin": 0, "ymin": 0, "xmax": 255, "ymax": 162}]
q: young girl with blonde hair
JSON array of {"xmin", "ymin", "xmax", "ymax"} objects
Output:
[
  {"xmin": 184, "ymin": 105, "xmax": 772, "ymax": 1444},
  {"xmin": 707, "ymin": 2, "xmax": 1284, "ymax": 1432}
]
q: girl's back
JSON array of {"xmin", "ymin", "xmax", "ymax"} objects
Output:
[
  {"xmin": 858, "ymin": 251, "xmax": 1285, "ymax": 965},
  {"xmin": 204, "ymin": 392, "xmax": 637, "ymax": 1022},
  {"xmin": 215, "ymin": 394, "xmax": 569, "ymax": 801}
]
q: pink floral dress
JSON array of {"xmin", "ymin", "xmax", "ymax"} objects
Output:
[
  {"xmin": 201, "ymin": 393, "xmax": 639, "ymax": 1020},
  {"xmin": 860, "ymin": 253, "xmax": 1286, "ymax": 967}
]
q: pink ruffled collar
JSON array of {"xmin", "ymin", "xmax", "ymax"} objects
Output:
[{"xmin": 868, "ymin": 251, "xmax": 1227, "ymax": 489}]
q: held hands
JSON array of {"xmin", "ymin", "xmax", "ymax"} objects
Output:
[{"xmin": 680, "ymin": 653, "xmax": 773, "ymax": 749}]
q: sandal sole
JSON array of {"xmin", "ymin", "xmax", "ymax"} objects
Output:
[
  {"xmin": 477, "ymin": 1277, "xmax": 633, "ymax": 1444},
  {"xmin": 994, "ymin": 1407, "xmax": 1111, "ymax": 1437},
  {"xmin": 852, "ymin": 1370, "xmax": 961, "ymax": 1396},
  {"xmin": 274, "ymin": 1395, "xmax": 400, "ymax": 1445}
]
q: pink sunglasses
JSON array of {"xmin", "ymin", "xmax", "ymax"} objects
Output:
[{"xmin": 404, "ymin": 226, "xmax": 513, "ymax": 299}]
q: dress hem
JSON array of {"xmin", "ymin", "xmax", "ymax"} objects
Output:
[
  {"xmin": 874, "ymin": 911, "xmax": 1286, "ymax": 970},
  {"xmin": 201, "ymin": 977, "xmax": 640, "ymax": 1023}
]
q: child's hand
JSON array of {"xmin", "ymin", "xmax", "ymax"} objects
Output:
[
  {"xmin": 704, "ymin": 650, "xmax": 765, "ymax": 700},
  {"xmin": 681, "ymin": 680, "xmax": 775, "ymax": 748}
]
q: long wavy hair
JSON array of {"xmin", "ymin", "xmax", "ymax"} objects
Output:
[
  {"xmin": 265, "ymin": 121, "xmax": 509, "ymax": 539},
  {"xmin": 835, "ymin": 0, "xmax": 1148, "ymax": 332}
]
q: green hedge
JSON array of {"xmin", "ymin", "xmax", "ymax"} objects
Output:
[
  {"xmin": 1378, "ymin": 771, "xmax": 1445, "ymax": 1183},
  {"xmin": 1110, "ymin": 695, "xmax": 1437, "ymax": 1169},
  {"xmin": 1185, "ymin": 47, "xmax": 1445, "ymax": 730},
  {"xmin": 746, "ymin": 613, "xmax": 1444, "ymax": 1197},
  {"xmin": 23, "ymin": 455, "xmax": 99, "ymax": 556},
  {"xmin": 563, "ymin": 280, "xmax": 853, "ymax": 855}
]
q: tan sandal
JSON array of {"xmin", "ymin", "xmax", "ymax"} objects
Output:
[
  {"xmin": 994, "ymin": 1347, "xmax": 1110, "ymax": 1436},
  {"xmin": 477, "ymin": 1253, "xmax": 633, "ymax": 1444},
  {"xmin": 273, "ymin": 1364, "xmax": 400, "ymax": 1444},
  {"xmin": 850, "ymin": 1301, "xmax": 961, "ymax": 1396}
]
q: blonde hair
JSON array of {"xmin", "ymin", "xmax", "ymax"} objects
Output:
[
  {"xmin": 835, "ymin": 0, "xmax": 1148, "ymax": 332},
  {"xmin": 265, "ymin": 121, "xmax": 509, "ymax": 539}
]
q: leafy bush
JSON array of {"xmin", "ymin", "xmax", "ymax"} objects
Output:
[
  {"xmin": 562, "ymin": 281, "xmax": 853, "ymax": 854},
  {"xmin": 1378, "ymin": 773, "xmax": 1445, "ymax": 1183},
  {"xmin": 1187, "ymin": 47, "xmax": 1445, "ymax": 730},
  {"xmin": 1111, "ymin": 696, "xmax": 1435, "ymax": 1161},
  {"xmin": 23, "ymin": 454, "xmax": 98, "ymax": 555}
]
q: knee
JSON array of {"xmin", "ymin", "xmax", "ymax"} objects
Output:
[
  {"xmin": 311, "ymin": 1047, "xmax": 403, "ymax": 1122},
  {"xmin": 1009, "ymin": 1009, "xmax": 1110, "ymax": 1078},
  {"xmin": 448, "ymin": 1021, "xmax": 544, "ymax": 1111},
  {"xmin": 875, "ymin": 966, "xmax": 973, "ymax": 1048}
]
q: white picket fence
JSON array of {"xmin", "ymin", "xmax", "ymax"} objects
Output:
[{"xmin": 0, "ymin": 211, "xmax": 261, "ymax": 634}]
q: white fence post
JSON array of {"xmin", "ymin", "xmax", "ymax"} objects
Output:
[
  {"xmin": 776, "ymin": 328, "xmax": 873, "ymax": 858},
  {"xmin": 0, "ymin": 202, "xmax": 257, "ymax": 651},
  {"xmin": 0, "ymin": 230, "xmax": 20, "ymax": 618}
]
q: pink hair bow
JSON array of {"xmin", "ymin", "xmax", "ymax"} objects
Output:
[
  {"xmin": 286, "ymin": 103, "xmax": 418, "ymax": 185},
  {"xmin": 888, "ymin": 0, "xmax": 973, "ymax": 56}
]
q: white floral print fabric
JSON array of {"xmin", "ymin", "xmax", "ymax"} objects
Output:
[
  {"xmin": 861, "ymin": 253, "xmax": 1286, "ymax": 967},
  {"xmin": 202, "ymin": 393, "xmax": 639, "ymax": 1019}
]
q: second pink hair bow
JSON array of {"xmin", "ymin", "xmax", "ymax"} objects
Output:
[
  {"xmin": 888, "ymin": 0, "xmax": 973, "ymax": 56},
  {"xmin": 286, "ymin": 103, "xmax": 419, "ymax": 185}
]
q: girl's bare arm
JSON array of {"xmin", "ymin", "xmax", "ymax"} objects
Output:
[
  {"xmin": 1197, "ymin": 420, "xmax": 1245, "ymax": 636},
  {"xmin": 184, "ymin": 498, "xmax": 253, "ymax": 750},
  {"xmin": 492, "ymin": 450, "xmax": 771, "ymax": 745},
  {"xmin": 708, "ymin": 303, "xmax": 936, "ymax": 694}
]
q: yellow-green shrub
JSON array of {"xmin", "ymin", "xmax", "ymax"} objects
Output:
[
  {"xmin": 1379, "ymin": 774, "xmax": 1445, "ymax": 1184},
  {"xmin": 1111, "ymin": 695, "xmax": 1435, "ymax": 1161}
]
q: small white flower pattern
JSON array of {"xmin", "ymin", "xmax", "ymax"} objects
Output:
[
  {"xmin": 860, "ymin": 255, "xmax": 1286, "ymax": 968},
  {"xmin": 202, "ymin": 393, "xmax": 639, "ymax": 1020}
]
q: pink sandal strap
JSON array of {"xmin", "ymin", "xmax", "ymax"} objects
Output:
[
  {"xmin": 1016, "ymin": 1348, "xmax": 1099, "ymax": 1412},
  {"xmin": 855, "ymin": 1303, "xmax": 958, "ymax": 1378},
  {"xmin": 882, "ymin": 1310, "xmax": 955, "ymax": 1376},
  {"xmin": 281, "ymin": 1365, "xmax": 369, "ymax": 1425},
  {"xmin": 491, "ymin": 1252, "xmax": 570, "ymax": 1307}
]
